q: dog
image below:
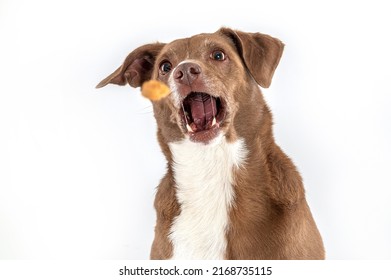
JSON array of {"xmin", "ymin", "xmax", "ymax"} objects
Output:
[{"xmin": 97, "ymin": 27, "xmax": 325, "ymax": 259}]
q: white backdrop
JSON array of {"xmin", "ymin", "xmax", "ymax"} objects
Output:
[{"xmin": 1, "ymin": 0, "xmax": 390, "ymax": 260}]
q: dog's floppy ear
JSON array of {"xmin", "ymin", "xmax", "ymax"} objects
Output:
[
  {"xmin": 96, "ymin": 43, "xmax": 165, "ymax": 89},
  {"xmin": 218, "ymin": 28, "xmax": 284, "ymax": 88}
]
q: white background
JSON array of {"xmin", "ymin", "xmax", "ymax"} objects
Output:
[{"xmin": 0, "ymin": 0, "xmax": 390, "ymax": 260}]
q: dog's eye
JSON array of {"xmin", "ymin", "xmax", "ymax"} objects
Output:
[
  {"xmin": 211, "ymin": 50, "xmax": 226, "ymax": 61},
  {"xmin": 160, "ymin": 61, "xmax": 172, "ymax": 74}
]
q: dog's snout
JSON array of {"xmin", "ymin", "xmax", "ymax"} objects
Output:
[{"xmin": 174, "ymin": 62, "xmax": 202, "ymax": 86}]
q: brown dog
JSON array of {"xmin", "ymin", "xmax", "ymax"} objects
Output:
[{"xmin": 97, "ymin": 28, "xmax": 325, "ymax": 259}]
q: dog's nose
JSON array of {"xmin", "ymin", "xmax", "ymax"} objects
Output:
[{"xmin": 173, "ymin": 62, "xmax": 202, "ymax": 86}]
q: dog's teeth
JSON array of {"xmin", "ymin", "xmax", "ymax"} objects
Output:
[
  {"xmin": 186, "ymin": 124, "xmax": 194, "ymax": 133},
  {"xmin": 212, "ymin": 117, "xmax": 217, "ymax": 126}
]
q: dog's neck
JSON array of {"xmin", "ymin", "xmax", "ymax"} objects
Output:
[{"xmin": 167, "ymin": 133, "xmax": 248, "ymax": 259}]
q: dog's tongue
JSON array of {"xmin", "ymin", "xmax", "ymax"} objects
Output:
[{"xmin": 189, "ymin": 93, "xmax": 216, "ymax": 130}]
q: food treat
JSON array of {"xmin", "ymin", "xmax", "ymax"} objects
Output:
[{"xmin": 141, "ymin": 80, "xmax": 170, "ymax": 101}]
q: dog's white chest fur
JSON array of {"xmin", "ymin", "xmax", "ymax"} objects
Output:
[{"xmin": 168, "ymin": 134, "xmax": 247, "ymax": 259}]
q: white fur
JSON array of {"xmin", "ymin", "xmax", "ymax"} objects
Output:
[{"xmin": 168, "ymin": 134, "xmax": 247, "ymax": 259}]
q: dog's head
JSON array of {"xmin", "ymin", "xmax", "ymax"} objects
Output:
[{"xmin": 97, "ymin": 28, "xmax": 283, "ymax": 144}]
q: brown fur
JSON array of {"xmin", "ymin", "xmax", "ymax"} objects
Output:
[{"xmin": 97, "ymin": 28, "xmax": 325, "ymax": 259}]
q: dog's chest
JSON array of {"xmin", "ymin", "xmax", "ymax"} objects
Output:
[{"xmin": 168, "ymin": 135, "xmax": 247, "ymax": 259}]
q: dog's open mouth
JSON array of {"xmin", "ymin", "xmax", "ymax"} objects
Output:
[{"xmin": 180, "ymin": 92, "xmax": 226, "ymax": 143}]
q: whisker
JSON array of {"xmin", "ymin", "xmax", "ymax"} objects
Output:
[
  {"xmin": 139, "ymin": 104, "xmax": 154, "ymax": 115},
  {"xmin": 139, "ymin": 110, "xmax": 154, "ymax": 115}
]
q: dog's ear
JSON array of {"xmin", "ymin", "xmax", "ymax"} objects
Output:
[
  {"xmin": 96, "ymin": 43, "xmax": 165, "ymax": 89},
  {"xmin": 218, "ymin": 28, "xmax": 284, "ymax": 88}
]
